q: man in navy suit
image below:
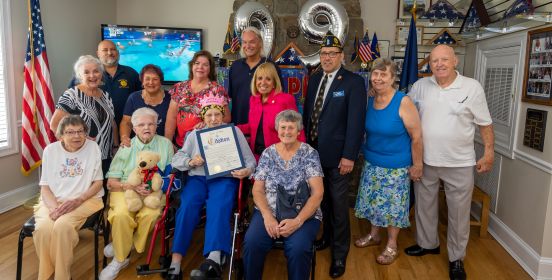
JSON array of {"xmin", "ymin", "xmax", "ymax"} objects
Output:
[{"xmin": 303, "ymin": 32, "xmax": 367, "ymax": 278}]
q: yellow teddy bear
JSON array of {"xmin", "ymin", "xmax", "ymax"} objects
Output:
[{"xmin": 124, "ymin": 150, "xmax": 163, "ymax": 212}]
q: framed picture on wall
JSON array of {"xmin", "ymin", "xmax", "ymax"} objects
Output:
[
  {"xmin": 396, "ymin": 26, "xmax": 424, "ymax": 45},
  {"xmin": 522, "ymin": 26, "xmax": 552, "ymax": 106},
  {"xmin": 397, "ymin": 0, "xmax": 431, "ymax": 19},
  {"xmin": 391, "ymin": 56, "xmax": 405, "ymax": 78}
]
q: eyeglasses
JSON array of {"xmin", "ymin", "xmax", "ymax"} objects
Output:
[
  {"xmin": 134, "ymin": 122, "xmax": 157, "ymax": 128},
  {"xmin": 64, "ymin": 130, "xmax": 85, "ymax": 136},
  {"xmin": 320, "ymin": 51, "xmax": 342, "ymax": 58}
]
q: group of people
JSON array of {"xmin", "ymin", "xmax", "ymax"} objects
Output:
[{"xmin": 32, "ymin": 25, "xmax": 494, "ymax": 280}]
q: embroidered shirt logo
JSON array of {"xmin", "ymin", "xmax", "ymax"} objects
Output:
[
  {"xmin": 60, "ymin": 157, "xmax": 83, "ymax": 177},
  {"xmin": 119, "ymin": 79, "xmax": 129, "ymax": 88}
]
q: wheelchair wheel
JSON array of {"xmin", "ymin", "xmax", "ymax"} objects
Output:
[
  {"xmin": 159, "ymin": 254, "xmax": 171, "ymax": 278},
  {"xmin": 230, "ymin": 258, "xmax": 244, "ymax": 280}
]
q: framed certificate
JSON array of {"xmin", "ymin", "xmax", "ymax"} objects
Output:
[
  {"xmin": 196, "ymin": 124, "xmax": 245, "ymax": 179},
  {"xmin": 396, "ymin": 26, "xmax": 424, "ymax": 45}
]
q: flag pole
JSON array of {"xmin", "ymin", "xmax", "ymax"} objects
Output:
[{"xmin": 27, "ymin": 0, "xmax": 38, "ymax": 135}]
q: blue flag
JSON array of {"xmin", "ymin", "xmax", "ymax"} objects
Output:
[
  {"xmin": 370, "ymin": 32, "xmax": 380, "ymax": 59},
  {"xmin": 223, "ymin": 24, "xmax": 232, "ymax": 54},
  {"xmin": 350, "ymin": 33, "xmax": 359, "ymax": 63},
  {"xmin": 399, "ymin": 16, "xmax": 418, "ymax": 93}
]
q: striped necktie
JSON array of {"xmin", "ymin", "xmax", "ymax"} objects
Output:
[{"xmin": 309, "ymin": 74, "xmax": 328, "ymax": 142}]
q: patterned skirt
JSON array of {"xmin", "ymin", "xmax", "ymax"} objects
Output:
[{"xmin": 354, "ymin": 161, "xmax": 410, "ymax": 228}]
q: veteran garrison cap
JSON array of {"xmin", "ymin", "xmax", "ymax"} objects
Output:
[{"xmin": 321, "ymin": 31, "xmax": 343, "ymax": 49}]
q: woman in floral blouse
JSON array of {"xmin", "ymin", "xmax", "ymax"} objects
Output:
[
  {"xmin": 165, "ymin": 50, "xmax": 230, "ymax": 147},
  {"xmin": 242, "ymin": 110, "xmax": 324, "ymax": 280}
]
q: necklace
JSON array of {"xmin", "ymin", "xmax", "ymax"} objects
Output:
[{"xmin": 142, "ymin": 90, "xmax": 163, "ymax": 106}]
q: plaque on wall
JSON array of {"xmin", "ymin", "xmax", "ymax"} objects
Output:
[
  {"xmin": 396, "ymin": 26, "xmax": 424, "ymax": 45},
  {"xmin": 523, "ymin": 109, "xmax": 547, "ymax": 152}
]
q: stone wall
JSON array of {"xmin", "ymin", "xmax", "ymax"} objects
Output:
[{"xmin": 228, "ymin": 0, "xmax": 364, "ymax": 71}]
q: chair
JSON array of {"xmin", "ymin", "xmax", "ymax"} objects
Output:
[
  {"xmin": 470, "ymin": 185, "xmax": 490, "ymax": 238},
  {"xmin": 272, "ymin": 239, "xmax": 316, "ymax": 280},
  {"xmin": 16, "ymin": 208, "xmax": 105, "ymax": 280}
]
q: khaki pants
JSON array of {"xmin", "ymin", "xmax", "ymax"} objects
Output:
[
  {"xmin": 33, "ymin": 197, "xmax": 103, "ymax": 280},
  {"xmin": 107, "ymin": 192, "xmax": 160, "ymax": 262},
  {"xmin": 414, "ymin": 164, "xmax": 474, "ymax": 262}
]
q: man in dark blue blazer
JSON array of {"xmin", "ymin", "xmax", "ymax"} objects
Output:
[{"xmin": 303, "ymin": 32, "xmax": 367, "ymax": 278}]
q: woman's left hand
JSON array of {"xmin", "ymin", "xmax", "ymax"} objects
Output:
[
  {"xmin": 278, "ymin": 218, "xmax": 303, "ymax": 237},
  {"xmin": 231, "ymin": 168, "xmax": 251, "ymax": 179},
  {"xmin": 53, "ymin": 197, "xmax": 84, "ymax": 218},
  {"xmin": 409, "ymin": 165, "xmax": 423, "ymax": 181}
]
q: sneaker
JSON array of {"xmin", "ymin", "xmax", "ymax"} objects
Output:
[
  {"xmin": 99, "ymin": 258, "xmax": 129, "ymax": 280},
  {"xmin": 103, "ymin": 243, "xmax": 114, "ymax": 258}
]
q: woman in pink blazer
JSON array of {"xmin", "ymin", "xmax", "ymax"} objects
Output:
[{"xmin": 237, "ymin": 63, "xmax": 305, "ymax": 160}]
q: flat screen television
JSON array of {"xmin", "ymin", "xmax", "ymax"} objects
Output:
[{"xmin": 101, "ymin": 24, "xmax": 203, "ymax": 84}]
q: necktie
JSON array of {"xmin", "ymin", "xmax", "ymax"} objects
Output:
[{"xmin": 310, "ymin": 74, "xmax": 328, "ymax": 142}]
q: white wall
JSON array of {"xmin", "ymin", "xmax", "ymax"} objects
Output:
[{"xmin": 360, "ymin": 0, "xmax": 398, "ymax": 54}]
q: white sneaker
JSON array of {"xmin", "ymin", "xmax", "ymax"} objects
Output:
[
  {"xmin": 99, "ymin": 258, "xmax": 129, "ymax": 280},
  {"xmin": 103, "ymin": 243, "xmax": 114, "ymax": 258}
]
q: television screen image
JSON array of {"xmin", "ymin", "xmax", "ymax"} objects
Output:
[{"xmin": 101, "ymin": 24, "xmax": 203, "ymax": 84}]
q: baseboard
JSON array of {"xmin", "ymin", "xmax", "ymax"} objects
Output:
[
  {"xmin": 472, "ymin": 202, "xmax": 552, "ymax": 279},
  {"xmin": 0, "ymin": 182, "xmax": 39, "ymax": 213},
  {"xmin": 539, "ymin": 258, "xmax": 552, "ymax": 280}
]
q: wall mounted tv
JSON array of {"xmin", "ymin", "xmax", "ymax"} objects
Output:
[{"xmin": 101, "ymin": 24, "xmax": 203, "ymax": 84}]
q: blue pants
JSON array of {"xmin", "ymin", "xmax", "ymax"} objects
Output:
[
  {"xmin": 172, "ymin": 175, "xmax": 238, "ymax": 256},
  {"xmin": 242, "ymin": 210, "xmax": 320, "ymax": 280}
]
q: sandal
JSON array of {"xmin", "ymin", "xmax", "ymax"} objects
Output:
[
  {"xmin": 354, "ymin": 234, "xmax": 381, "ymax": 248},
  {"xmin": 376, "ymin": 246, "xmax": 398, "ymax": 265},
  {"xmin": 190, "ymin": 259, "xmax": 222, "ymax": 280}
]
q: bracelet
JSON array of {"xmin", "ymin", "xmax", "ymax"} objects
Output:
[{"xmin": 120, "ymin": 182, "xmax": 126, "ymax": 190}]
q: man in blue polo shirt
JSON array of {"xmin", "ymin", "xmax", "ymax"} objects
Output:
[
  {"xmin": 69, "ymin": 40, "xmax": 141, "ymax": 126},
  {"xmin": 228, "ymin": 26, "xmax": 282, "ymax": 125}
]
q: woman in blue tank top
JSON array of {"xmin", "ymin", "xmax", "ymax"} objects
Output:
[{"xmin": 354, "ymin": 58, "xmax": 422, "ymax": 265}]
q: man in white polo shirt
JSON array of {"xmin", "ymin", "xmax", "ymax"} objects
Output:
[{"xmin": 404, "ymin": 45, "xmax": 494, "ymax": 280}]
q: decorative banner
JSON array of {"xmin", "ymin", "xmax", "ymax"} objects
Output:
[{"xmin": 281, "ymin": 68, "xmax": 309, "ymax": 113}]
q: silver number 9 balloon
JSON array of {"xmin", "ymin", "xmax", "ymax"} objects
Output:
[
  {"xmin": 234, "ymin": 1, "xmax": 274, "ymax": 57},
  {"xmin": 298, "ymin": 0, "xmax": 349, "ymax": 67}
]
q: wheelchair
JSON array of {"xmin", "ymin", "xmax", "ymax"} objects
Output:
[{"xmin": 135, "ymin": 172, "xmax": 250, "ymax": 280}]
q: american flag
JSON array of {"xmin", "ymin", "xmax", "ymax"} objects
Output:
[
  {"xmin": 358, "ymin": 32, "xmax": 373, "ymax": 63},
  {"xmin": 421, "ymin": 0, "xmax": 464, "ymax": 21},
  {"xmin": 231, "ymin": 29, "xmax": 240, "ymax": 54},
  {"xmin": 432, "ymin": 30, "xmax": 457, "ymax": 45},
  {"xmin": 21, "ymin": 0, "xmax": 56, "ymax": 175},
  {"xmin": 465, "ymin": 3, "xmax": 481, "ymax": 31},
  {"xmin": 275, "ymin": 47, "xmax": 302, "ymax": 66},
  {"xmin": 503, "ymin": 0, "xmax": 533, "ymax": 19}
]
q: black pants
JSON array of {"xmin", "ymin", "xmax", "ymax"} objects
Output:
[{"xmin": 321, "ymin": 167, "xmax": 351, "ymax": 261}]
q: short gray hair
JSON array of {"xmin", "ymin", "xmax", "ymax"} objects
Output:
[
  {"xmin": 131, "ymin": 107, "xmax": 159, "ymax": 126},
  {"xmin": 56, "ymin": 114, "xmax": 88, "ymax": 138},
  {"xmin": 73, "ymin": 55, "xmax": 104, "ymax": 84},
  {"xmin": 274, "ymin": 110, "xmax": 303, "ymax": 131},
  {"xmin": 371, "ymin": 58, "xmax": 398, "ymax": 80},
  {"xmin": 240, "ymin": 26, "xmax": 265, "ymax": 57}
]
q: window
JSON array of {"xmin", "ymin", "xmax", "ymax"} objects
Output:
[
  {"xmin": 475, "ymin": 42, "xmax": 523, "ymax": 159},
  {"xmin": 0, "ymin": 0, "xmax": 18, "ymax": 156}
]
